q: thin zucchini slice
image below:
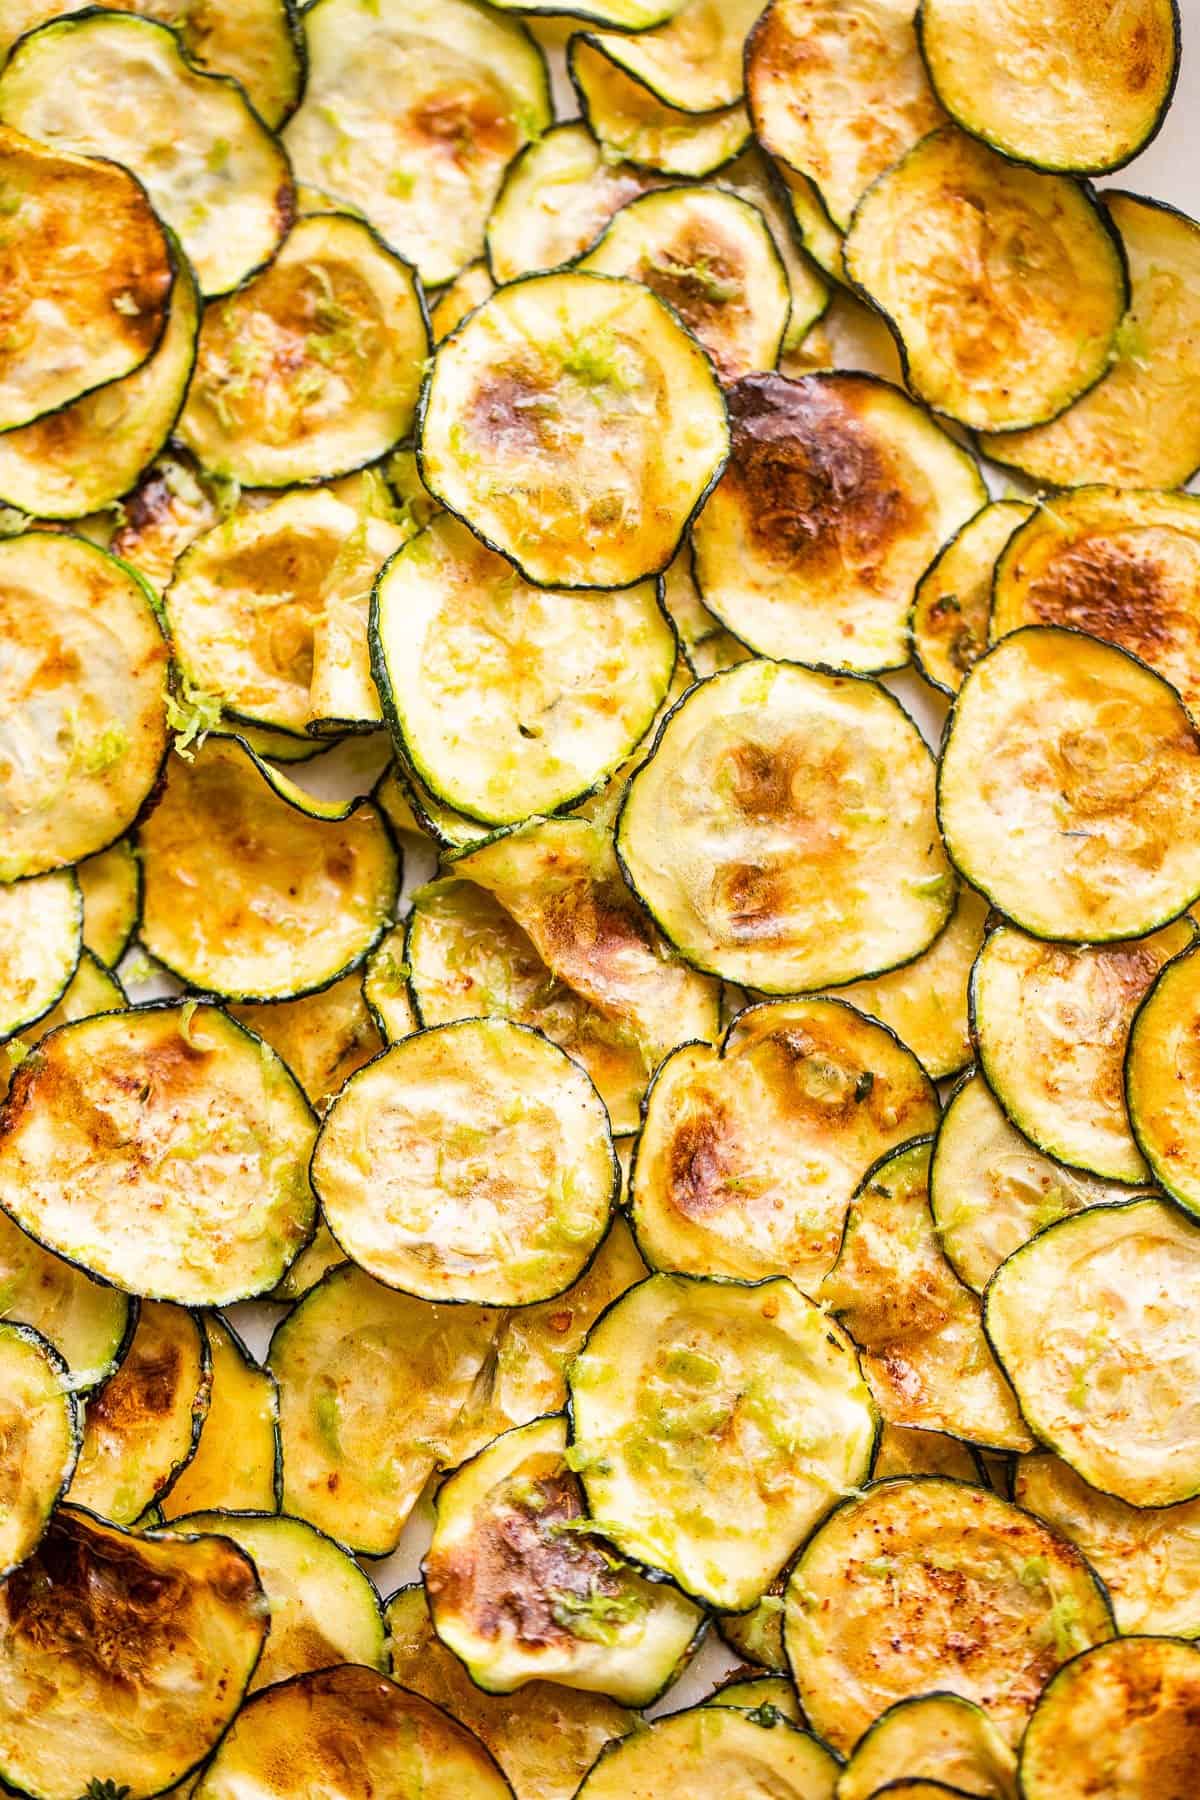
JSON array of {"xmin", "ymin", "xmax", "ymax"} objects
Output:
[
  {"xmin": 426, "ymin": 1415, "xmax": 704, "ymax": 1705},
  {"xmin": 872, "ymin": 1424, "xmax": 981, "ymax": 1484},
  {"xmin": 232, "ymin": 975, "xmax": 382, "ymax": 1116},
  {"xmin": 786, "ymin": 285, "xmax": 904, "ymax": 386},
  {"xmin": 585, "ymin": 0, "xmax": 763, "ymax": 113},
  {"xmin": 0, "ymin": 533, "xmax": 169, "ymax": 882},
  {"xmin": 486, "ymin": 123, "xmax": 665, "ymax": 286},
  {"xmin": 418, "ymin": 272, "xmax": 729, "ymax": 592},
  {"xmin": 567, "ymin": 1271, "xmax": 878, "ymax": 1611},
  {"xmin": 1019, "ymin": 1636, "xmax": 1200, "ymax": 1800},
  {"xmin": 785, "ymin": 1477, "xmax": 1114, "ymax": 1754},
  {"xmin": 820, "ymin": 1142, "xmax": 1033, "ymax": 1453},
  {"xmin": 269, "ymin": 1220, "xmax": 345, "ymax": 1305},
  {"xmin": 490, "ymin": 0, "xmax": 688, "ymax": 28},
  {"xmin": 0, "ymin": 869, "xmax": 80, "ymax": 1040},
  {"xmin": 984, "ymin": 1198, "xmax": 1200, "ymax": 1507},
  {"xmin": 662, "ymin": 544, "xmax": 722, "ymax": 658},
  {"xmin": 778, "ymin": 163, "xmax": 846, "ymax": 285},
  {"xmin": 718, "ymin": 1580, "xmax": 787, "ymax": 1672},
  {"xmin": 432, "ymin": 261, "xmax": 495, "ymax": 342},
  {"xmin": 0, "ymin": 1321, "xmax": 79, "ymax": 1575},
  {"xmin": 0, "ymin": 1000, "xmax": 317, "ymax": 1304},
  {"xmin": 160, "ymin": 1316, "xmax": 280, "ymax": 1520},
  {"xmin": 138, "ymin": 737, "xmax": 398, "ymax": 1002},
  {"xmin": 691, "ymin": 372, "xmax": 985, "ymax": 670},
  {"xmin": 0, "ymin": 1206, "xmax": 132, "ymax": 1389},
  {"xmin": 844, "ymin": 128, "xmax": 1128, "ymax": 432},
  {"xmin": 718, "ymin": 149, "xmax": 830, "ymax": 355},
  {"xmin": 630, "ymin": 998, "xmax": 937, "ymax": 1290},
  {"xmin": 1127, "ymin": 942, "xmax": 1200, "ymax": 1214},
  {"xmin": 110, "ymin": 449, "xmax": 230, "ymax": 594},
  {"xmin": 179, "ymin": 214, "xmax": 429, "ymax": 487},
  {"xmin": 0, "ymin": 1506, "xmax": 266, "ymax": 1800},
  {"xmin": 284, "ymin": 0, "xmax": 551, "ymax": 289},
  {"xmin": 938, "ymin": 627, "xmax": 1200, "ymax": 943},
  {"xmin": 570, "ymin": 39, "xmax": 751, "ymax": 180},
  {"xmin": 910, "ymin": 502, "xmax": 1032, "ymax": 698},
  {"xmin": 707, "ymin": 1675, "xmax": 802, "ymax": 1722},
  {"xmin": 362, "ymin": 923, "xmax": 418, "ymax": 1045},
  {"xmin": 837, "ymin": 1694, "xmax": 1017, "ymax": 1800},
  {"xmin": 312, "ymin": 1018, "xmax": 617, "ymax": 1306},
  {"xmin": 575, "ymin": 1704, "xmax": 840, "ymax": 1799},
  {"xmin": 616, "ymin": 659, "xmax": 953, "ymax": 991},
  {"xmin": 973, "ymin": 919, "xmax": 1193, "ymax": 1183},
  {"xmin": 77, "ymin": 839, "xmax": 141, "ymax": 968},
  {"xmin": 0, "ymin": 950, "xmax": 125, "ymax": 1105},
  {"xmin": 0, "ymin": 13, "xmax": 292, "ymax": 296}
]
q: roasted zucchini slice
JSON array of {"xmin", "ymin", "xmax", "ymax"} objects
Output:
[
  {"xmin": 717, "ymin": 1580, "xmax": 788, "ymax": 1672},
  {"xmin": 785, "ymin": 1477, "xmax": 1113, "ymax": 1754},
  {"xmin": 785, "ymin": 283, "xmax": 905, "ymax": 385},
  {"xmin": 630, "ymin": 997, "xmax": 937, "ymax": 1290},
  {"xmin": 836, "ymin": 1693, "xmax": 1017, "ymax": 1800},
  {"xmin": 0, "ymin": 12, "xmax": 292, "ymax": 296},
  {"xmin": 284, "ymin": 0, "xmax": 551, "ymax": 289},
  {"xmin": 583, "ymin": 0, "xmax": 763, "ymax": 113},
  {"xmin": 0, "ymin": 1321, "xmax": 79, "ymax": 1575},
  {"xmin": 575, "ymin": 1704, "xmax": 840, "ymax": 1799},
  {"xmin": 567, "ymin": 1271, "xmax": 878, "ymax": 1610},
  {"xmin": 160, "ymin": 1316, "xmax": 280, "ymax": 1520},
  {"xmin": 109, "ymin": 449, "xmax": 231, "ymax": 594},
  {"xmin": 984, "ymin": 1198, "xmax": 1200, "ymax": 1507},
  {"xmin": 232, "ymin": 976, "xmax": 382, "ymax": 1117},
  {"xmin": 486, "ymin": 122, "xmax": 665, "ymax": 286},
  {"xmin": 691, "ymin": 372, "xmax": 985, "ymax": 669},
  {"xmin": 717, "ymin": 149, "xmax": 830, "ymax": 356},
  {"xmin": 1127, "ymin": 942, "xmax": 1200, "ymax": 1213},
  {"xmin": 0, "ymin": 1000, "xmax": 317, "ymax": 1304},
  {"xmin": 938, "ymin": 627, "xmax": 1200, "ymax": 942},
  {"xmin": 419, "ymin": 272, "xmax": 729, "ymax": 591},
  {"xmin": 616, "ymin": 659, "xmax": 953, "ymax": 991},
  {"xmin": 77, "ymin": 839, "xmax": 141, "ymax": 968},
  {"xmin": 845, "ymin": 127, "xmax": 1128, "ymax": 432},
  {"xmin": 0, "ymin": 869, "xmax": 80, "ymax": 1041},
  {"xmin": 706, "ymin": 1674, "xmax": 802, "ymax": 1722},
  {"xmin": 0, "ymin": 950, "xmax": 125, "ymax": 1107},
  {"xmin": 569, "ymin": 39, "xmax": 752, "ymax": 180},
  {"xmin": 872, "ymin": 1423, "xmax": 982, "ymax": 1484},
  {"xmin": 361, "ymin": 923, "xmax": 418, "ymax": 1045},
  {"xmin": 268, "ymin": 1220, "xmax": 345, "ymax": 1305},
  {"xmin": 910, "ymin": 501, "xmax": 1032, "ymax": 698},
  {"xmin": 0, "ymin": 533, "xmax": 169, "ymax": 882},
  {"xmin": 312, "ymin": 1018, "xmax": 617, "ymax": 1306},
  {"xmin": 777, "ymin": 163, "xmax": 846, "ymax": 285},
  {"xmin": 431, "ymin": 262, "xmax": 495, "ymax": 342},
  {"xmin": 0, "ymin": 1506, "xmax": 266, "ymax": 1800},
  {"xmin": 0, "ymin": 1206, "xmax": 132, "ymax": 1389}
]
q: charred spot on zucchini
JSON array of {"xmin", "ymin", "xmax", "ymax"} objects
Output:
[
  {"xmin": 910, "ymin": 501, "xmax": 1032, "ymax": 698},
  {"xmin": 0, "ymin": 869, "xmax": 80, "ymax": 1042},
  {"xmin": 574, "ymin": 1703, "xmax": 840, "ymax": 1799},
  {"xmin": 569, "ymin": 39, "xmax": 752, "ymax": 181},
  {"xmin": 836, "ymin": 1693, "xmax": 1017, "ymax": 1800},
  {"xmin": 77, "ymin": 840, "xmax": 141, "ymax": 969},
  {"xmin": 1127, "ymin": 942, "xmax": 1200, "ymax": 1216},
  {"xmin": 1019, "ymin": 1636, "xmax": 1200, "ymax": 1800},
  {"xmin": 160, "ymin": 1316, "xmax": 280, "ymax": 1520},
  {"xmin": 0, "ymin": 1321, "xmax": 80, "ymax": 1577}
]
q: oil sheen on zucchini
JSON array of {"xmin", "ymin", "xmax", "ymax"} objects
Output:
[
  {"xmin": 909, "ymin": 501, "xmax": 1032, "ymax": 697},
  {"xmin": 569, "ymin": 38, "xmax": 751, "ymax": 180},
  {"xmin": 160, "ymin": 1315, "xmax": 280, "ymax": 1519},
  {"xmin": 1019, "ymin": 1636, "xmax": 1200, "ymax": 1800},
  {"xmin": 574, "ymin": 1704, "xmax": 840, "ymax": 1799},
  {"xmin": 0, "ymin": 1321, "xmax": 79, "ymax": 1577},
  {"xmin": 836, "ymin": 1693, "xmax": 1017, "ymax": 1800}
]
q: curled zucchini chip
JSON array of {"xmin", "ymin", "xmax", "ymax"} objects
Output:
[
  {"xmin": 778, "ymin": 163, "xmax": 846, "ymax": 286},
  {"xmin": 0, "ymin": 870, "xmax": 80, "ymax": 1041},
  {"xmin": 845, "ymin": 128, "xmax": 1128, "ymax": 432},
  {"xmin": 313, "ymin": 1018, "xmax": 617, "ymax": 1306},
  {"xmin": 419, "ymin": 272, "xmax": 729, "ymax": 592},
  {"xmin": 371, "ymin": 518, "xmax": 675, "ymax": 823},
  {"xmin": 0, "ymin": 1506, "xmax": 266, "ymax": 1800},
  {"xmin": 284, "ymin": 0, "xmax": 550, "ymax": 289},
  {"xmin": 110, "ymin": 449, "xmax": 230, "ymax": 595},
  {"xmin": 569, "ymin": 39, "xmax": 751, "ymax": 180},
  {"xmin": 0, "ymin": 1205, "xmax": 131, "ymax": 1389},
  {"xmin": 0, "ymin": 1001, "xmax": 317, "ymax": 1304},
  {"xmin": 575, "ymin": 1704, "xmax": 840, "ymax": 1799},
  {"xmin": 78, "ymin": 839, "xmax": 140, "ymax": 968},
  {"xmin": 585, "ymin": 0, "xmax": 763, "ymax": 113},
  {"xmin": 486, "ymin": 123, "xmax": 665, "ymax": 286},
  {"xmin": 0, "ymin": 1321, "xmax": 79, "ymax": 1576},
  {"xmin": 692, "ymin": 372, "xmax": 985, "ymax": 670},
  {"xmin": 232, "ymin": 975, "xmax": 382, "ymax": 1116},
  {"xmin": 567, "ymin": 1271, "xmax": 878, "ymax": 1611},
  {"xmin": 820, "ymin": 1142, "xmax": 1033, "ymax": 1452},
  {"xmin": 0, "ymin": 533, "xmax": 169, "ymax": 882},
  {"xmin": 837, "ymin": 1694, "xmax": 1017, "ymax": 1800},
  {"xmin": 180, "ymin": 215, "xmax": 429, "ymax": 487},
  {"xmin": 984, "ymin": 1198, "xmax": 1200, "ymax": 1507},
  {"xmin": 630, "ymin": 997, "xmax": 937, "ymax": 1290},
  {"xmin": 1127, "ymin": 943, "xmax": 1200, "ymax": 1214},
  {"xmin": 707, "ymin": 1674, "xmax": 801, "ymax": 1721},
  {"xmin": 432, "ymin": 261, "xmax": 494, "ymax": 341},
  {"xmin": 161, "ymin": 1316, "xmax": 280, "ymax": 1519},
  {"xmin": 1020, "ymin": 1636, "xmax": 1200, "ymax": 1800},
  {"xmin": 938, "ymin": 627, "xmax": 1200, "ymax": 942},
  {"xmin": 0, "ymin": 13, "xmax": 292, "ymax": 296},
  {"xmin": 362, "ymin": 923, "xmax": 418, "ymax": 1045},
  {"xmin": 426, "ymin": 1415, "xmax": 704, "ymax": 1705},
  {"xmin": 0, "ymin": 952, "xmax": 125, "ymax": 1109},
  {"xmin": 873, "ymin": 1423, "xmax": 981, "ymax": 1484},
  {"xmin": 785, "ymin": 1477, "xmax": 1114, "ymax": 1754},
  {"xmin": 138, "ymin": 737, "xmax": 398, "ymax": 1002},
  {"xmin": 910, "ymin": 501, "xmax": 1032, "ymax": 698},
  {"xmin": 616, "ymin": 659, "xmax": 953, "ymax": 991}
]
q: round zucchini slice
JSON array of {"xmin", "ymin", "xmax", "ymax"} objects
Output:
[
  {"xmin": 717, "ymin": 1580, "xmax": 787, "ymax": 1672},
  {"xmin": 0, "ymin": 869, "xmax": 80, "ymax": 1041},
  {"xmin": 777, "ymin": 162, "xmax": 846, "ymax": 286},
  {"xmin": 910, "ymin": 502, "xmax": 1033, "ymax": 698},
  {"xmin": 0, "ymin": 1001, "xmax": 317, "ymax": 1304},
  {"xmin": 1126, "ymin": 942, "xmax": 1200, "ymax": 1214},
  {"xmin": 616, "ymin": 659, "xmax": 953, "ymax": 991},
  {"xmin": 706, "ymin": 1675, "xmax": 801, "ymax": 1722},
  {"xmin": 569, "ymin": 40, "xmax": 752, "ymax": 180},
  {"xmin": 0, "ymin": 1506, "xmax": 266, "ymax": 1800},
  {"xmin": 0, "ymin": 1206, "xmax": 131, "ymax": 1393},
  {"xmin": 691, "ymin": 372, "xmax": 985, "ymax": 670},
  {"xmin": 486, "ymin": 122, "xmax": 665, "ymax": 286},
  {"xmin": 160, "ymin": 1316, "xmax": 280, "ymax": 1520},
  {"xmin": 567, "ymin": 1271, "xmax": 878, "ymax": 1611},
  {"xmin": 78, "ymin": 839, "xmax": 140, "ymax": 968},
  {"xmin": 419, "ymin": 272, "xmax": 729, "ymax": 592},
  {"xmin": 1019, "ymin": 1635, "xmax": 1200, "ymax": 1800},
  {"xmin": 137, "ymin": 737, "xmax": 398, "ymax": 1002},
  {"xmin": 837, "ymin": 1694, "xmax": 1017, "ymax": 1800},
  {"xmin": 0, "ymin": 950, "xmax": 126, "ymax": 1108},
  {"xmin": 425, "ymin": 1415, "xmax": 704, "ymax": 1705},
  {"xmin": 0, "ymin": 13, "xmax": 291, "ymax": 296},
  {"xmin": 0, "ymin": 1321, "xmax": 79, "ymax": 1576},
  {"xmin": 630, "ymin": 997, "xmax": 937, "ymax": 1291},
  {"xmin": 232, "ymin": 975, "xmax": 382, "ymax": 1117},
  {"xmin": 179, "ymin": 215, "xmax": 429, "ymax": 488},
  {"xmin": 0, "ymin": 532, "xmax": 169, "ymax": 882},
  {"xmin": 820, "ymin": 1142, "xmax": 1033, "ymax": 1453},
  {"xmin": 584, "ymin": 0, "xmax": 764, "ymax": 113},
  {"xmin": 873, "ymin": 1423, "xmax": 982, "ymax": 1484},
  {"xmin": 785, "ymin": 1477, "xmax": 1114, "ymax": 1755},
  {"xmin": 938, "ymin": 627, "xmax": 1200, "ymax": 943},
  {"xmin": 983, "ymin": 1198, "xmax": 1200, "ymax": 1507},
  {"xmin": 312, "ymin": 1018, "xmax": 617, "ymax": 1306},
  {"xmin": 575, "ymin": 1704, "xmax": 840, "ymax": 1799}
]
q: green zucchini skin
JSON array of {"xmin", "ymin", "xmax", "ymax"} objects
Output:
[{"xmin": 0, "ymin": 1320, "xmax": 82, "ymax": 1578}]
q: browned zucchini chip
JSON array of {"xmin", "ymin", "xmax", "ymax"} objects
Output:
[
  {"xmin": 0, "ymin": 953, "xmax": 125, "ymax": 1111},
  {"xmin": 910, "ymin": 501, "xmax": 1032, "ymax": 697},
  {"xmin": 574, "ymin": 1704, "xmax": 840, "ymax": 1799},
  {"xmin": 0, "ymin": 1205, "xmax": 132, "ymax": 1389},
  {"xmin": 432, "ymin": 261, "xmax": 495, "ymax": 341},
  {"xmin": 0, "ymin": 869, "xmax": 80, "ymax": 1042},
  {"xmin": 776, "ymin": 162, "xmax": 846, "ymax": 286},
  {"xmin": 717, "ymin": 1579, "xmax": 788, "ymax": 1672},
  {"xmin": 78, "ymin": 839, "xmax": 141, "ymax": 968},
  {"xmin": 837, "ymin": 1693, "xmax": 1017, "ymax": 1800},
  {"xmin": 589, "ymin": 0, "xmax": 762, "ymax": 113},
  {"xmin": 873, "ymin": 1424, "xmax": 981, "ymax": 1483},
  {"xmin": 109, "ymin": 449, "xmax": 231, "ymax": 594},
  {"xmin": 1127, "ymin": 942, "xmax": 1200, "ymax": 1214},
  {"xmin": 785, "ymin": 284, "xmax": 904, "ymax": 384},
  {"xmin": 160, "ymin": 1315, "xmax": 280, "ymax": 1519},
  {"xmin": 232, "ymin": 976, "xmax": 382, "ymax": 1117},
  {"xmin": 486, "ymin": 122, "xmax": 666, "ymax": 287},
  {"xmin": 0, "ymin": 1321, "xmax": 79, "ymax": 1576},
  {"xmin": 717, "ymin": 149, "xmax": 830, "ymax": 355},
  {"xmin": 569, "ymin": 39, "xmax": 752, "ymax": 180},
  {"xmin": 1019, "ymin": 1636, "xmax": 1200, "ymax": 1800}
]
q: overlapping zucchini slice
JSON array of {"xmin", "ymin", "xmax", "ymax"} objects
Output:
[
  {"xmin": 718, "ymin": 149, "xmax": 830, "ymax": 355},
  {"xmin": 0, "ymin": 1321, "xmax": 79, "ymax": 1576},
  {"xmin": 873, "ymin": 1422, "xmax": 982, "ymax": 1484},
  {"xmin": 0, "ymin": 1205, "xmax": 132, "ymax": 1390},
  {"xmin": 836, "ymin": 1693, "xmax": 1017, "ymax": 1800},
  {"xmin": 233, "ymin": 975, "xmax": 382, "ymax": 1118},
  {"xmin": 486, "ymin": 122, "xmax": 664, "ymax": 285},
  {"xmin": 0, "ymin": 869, "xmax": 80, "ymax": 1041},
  {"xmin": 1019, "ymin": 1636, "xmax": 1200, "ymax": 1800},
  {"xmin": 160, "ymin": 1315, "xmax": 280, "ymax": 1519},
  {"xmin": 77, "ymin": 839, "xmax": 141, "ymax": 968},
  {"xmin": 574, "ymin": 1704, "xmax": 840, "ymax": 1799},
  {"xmin": 1127, "ymin": 942, "xmax": 1200, "ymax": 1213},
  {"xmin": 569, "ymin": 38, "xmax": 751, "ymax": 179},
  {"xmin": 582, "ymin": 0, "xmax": 762, "ymax": 113},
  {"xmin": 910, "ymin": 501, "xmax": 1032, "ymax": 698},
  {"xmin": 706, "ymin": 1674, "xmax": 801, "ymax": 1721}
]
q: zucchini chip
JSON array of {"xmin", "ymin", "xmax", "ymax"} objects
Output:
[
  {"xmin": 691, "ymin": 372, "xmax": 985, "ymax": 670},
  {"xmin": 707, "ymin": 1674, "xmax": 801, "ymax": 1720},
  {"xmin": 630, "ymin": 998, "xmax": 938, "ymax": 1290},
  {"xmin": 844, "ymin": 128, "xmax": 1128, "ymax": 432},
  {"xmin": 418, "ymin": 272, "xmax": 729, "ymax": 591},
  {"xmin": 785, "ymin": 284, "xmax": 905, "ymax": 386},
  {"xmin": 1127, "ymin": 942, "xmax": 1200, "ymax": 1213},
  {"xmin": 312, "ymin": 1018, "xmax": 617, "ymax": 1306},
  {"xmin": 910, "ymin": 501, "xmax": 1033, "ymax": 698},
  {"xmin": 575, "ymin": 1704, "xmax": 840, "ymax": 1799},
  {"xmin": 78, "ymin": 839, "xmax": 141, "ymax": 968},
  {"xmin": 362, "ymin": 923, "xmax": 418, "ymax": 1045},
  {"xmin": 837, "ymin": 1694, "xmax": 1017, "ymax": 1800},
  {"xmin": 0, "ymin": 1000, "xmax": 317, "ymax": 1304},
  {"xmin": 778, "ymin": 163, "xmax": 846, "ymax": 286},
  {"xmin": 0, "ymin": 13, "xmax": 292, "ymax": 297},
  {"xmin": 981, "ymin": 195, "xmax": 1200, "ymax": 490},
  {"xmin": 973, "ymin": 919, "xmax": 1193, "ymax": 1183},
  {"xmin": 616, "ymin": 659, "xmax": 953, "ymax": 991},
  {"xmin": 489, "ymin": 0, "xmax": 688, "ymax": 27},
  {"xmin": 938, "ymin": 627, "xmax": 1200, "ymax": 942},
  {"xmin": 1020, "ymin": 1636, "xmax": 1200, "ymax": 1800},
  {"xmin": 110, "ymin": 449, "xmax": 231, "ymax": 595},
  {"xmin": 0, "ymin": 1321, "xmax": 79, "ymax": 1575},
  {"xmin": 820, "ymin": 1142, "xmax": 1033, "ymax": 1453},
  {"xmin": 583, "ymin": 0, "xmax": 764, "ymax": 114},
  {"xmin": 567, "ymin": 1271, "xmax": 878, "ymax": 1611},
  {"xmin": 0, "ymin": 952, "xmax": 125, "ymax": 1108},
  {"xmin": 425, "ymin": 1415, "xmax": 704, "ymax": 1705},
  {"xmin": 717, "ymin": 1579, "xmax": 787, "ymax": 1672},
  {"xmin": 232, "ymin": 975, "xmax": 382, "ymax": 1116},
  {"xmin": 179, "ymin": 215, "xmax": 429, "ymax": 488},
  {"xmin": 269, "ymin": 1221, "xmax": 345, "ymax": 1305},
  {"xmin": 0, "ymin": 869, "xmax": 80, "ymax": 1041},
  {"xmin": 873, "ymin": 1423, "xmax": 982, "ymax": 1483},
  {"xmin": 138, "ymin": 738, "xmax": 398, "ymax": 1002},
  {"xmin": 432, "ymin": 261, "xmax": 495, "ymax": 342},
  {"xmin": 371, "ymin": 518, "xmax": 675, "ymax": 823},
  {"xmin": 0, "ymin": 533, "xmax": 169, "ymax": 882},
  {"xmin": 486, "ymin": 123, "xmax": 665, "ymax": 286},
  {"xmin": 161, "ymin": 1316, "xmax": 280, "ymax": 1519},
  {"xmin": 570, "ymin": 40, "xmax": 752, "ymax": 180},
  {"xmin": 283, "ymin": 0, "xmax": 551, "ymax": 289},
  {"xmin": 984, "ymin": 1198, "xmax": 1200, "ymax": 1507},
  {"xmin": 785, "ymin": 1478, "xmax": 1114, "ymax": 1754},
  {"xmin": 0, "ymin": 1506, "xmax": 266, "ymax": 1800},
  {"xmin": 718, "ymin": 150, "xmax": 830, "ymax": 356},
  {"xmin": 0, "ymin": 1205, "xmax": 131, "ymax": 1389}
]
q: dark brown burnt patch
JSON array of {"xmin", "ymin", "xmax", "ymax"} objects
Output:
[{"xmin": 668, "ymin": 1100, "xmax": 740, "ymax": 1219}]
